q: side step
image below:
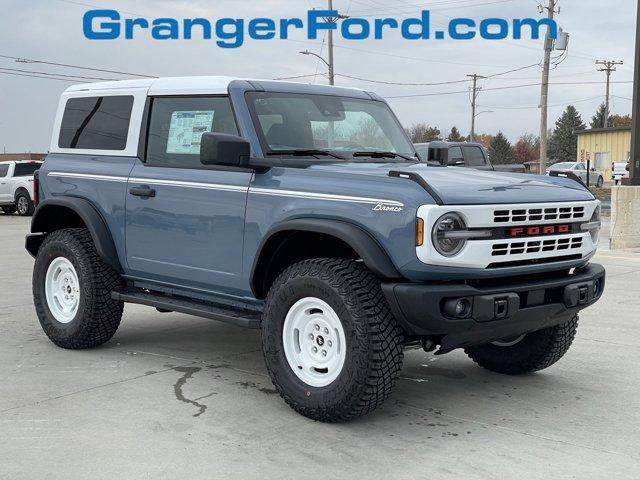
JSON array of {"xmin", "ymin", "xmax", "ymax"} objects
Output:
[{"xmin": 111, "ymin": 290, "xmax": 261, "ymax": 329}]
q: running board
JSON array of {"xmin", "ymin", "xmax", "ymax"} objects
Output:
[{"xmin": 111, "ymin": 290, "xmax": 261, "ymax": 329}]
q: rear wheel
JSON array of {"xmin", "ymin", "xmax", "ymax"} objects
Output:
[
  {"xmin": 261, "ymin": 258, "xmax": 405, "ymax": 422},
  {"xmin": 16, "ymin": 192, "xmax": 34, "ymax": 216},
  {"xmin": 596, "ymin": 176, "xmax": 604, "ymax": 188},
  {"xmin": 1, "ymin": 206, "xmax": 16, "ymax": 215},
  {"xmin": 465, "ymin": 316, "xmax": 578, "ymax": 375},
  {"xmin": 33, "ymin": 228, "xmax": 124, "ymax": 349}
]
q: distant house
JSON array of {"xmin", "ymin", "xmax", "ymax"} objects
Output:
[
  {"xmin": 576, "ymin": 126, "xmax": 631, "ymax": 181},
  {"xmin": 0, "ymin": 153, "xmax": 47, "ymax": 162}
]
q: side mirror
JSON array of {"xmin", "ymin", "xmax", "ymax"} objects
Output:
[{"xmin": 200, "ymin": 132, "xmax": 250, "ymax": 167}]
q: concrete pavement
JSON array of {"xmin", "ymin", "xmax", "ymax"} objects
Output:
[{"xmin": 1, "ymin": 214, "xmax": 639, "ymax": 479}]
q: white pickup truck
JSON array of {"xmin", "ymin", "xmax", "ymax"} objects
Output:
[{"xmin": 0, "ymin": 161, "xmax": 42, "ymax": 216}]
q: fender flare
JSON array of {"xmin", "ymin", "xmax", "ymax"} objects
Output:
[
  {"xmin": 250, "ymin": 218, "xmax": 401, "ymax": 296},
  {"xmin": 26, "ymin": 197, "xmax": 123, "ymax": 273}
]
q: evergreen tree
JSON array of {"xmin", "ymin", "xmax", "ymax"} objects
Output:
[
  {"xmin": 447, "ymin": 126, "xmax": 464, "ymax": 142},
  {"xmin": 590, "ymin": 102, "xmax": 613, "ymax": 129},
  {"xmin": 488, "ymin": 132, "xmax": 515, "ymax": 164},
  {"xmin": 548, "ymin": 105, "xmax": 585, "ymax": 162}
]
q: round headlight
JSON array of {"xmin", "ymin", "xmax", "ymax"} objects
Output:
[{"xmin": 432, "ymin": 213, "xmax": 467, "ymax": 257}]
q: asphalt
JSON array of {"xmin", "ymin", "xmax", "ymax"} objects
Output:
[{"xmin": 1, "ymin": 214, "xmax": 639, "ymax": 479}]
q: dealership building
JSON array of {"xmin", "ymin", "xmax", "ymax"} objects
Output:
[{"xmin": 576, "ymin": 126, "xmax": 631, "ymax": 181}]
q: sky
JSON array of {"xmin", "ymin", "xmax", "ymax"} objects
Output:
[{"xmin": 0, "ymin": 0, "xmax": 636, "ymax": 153}]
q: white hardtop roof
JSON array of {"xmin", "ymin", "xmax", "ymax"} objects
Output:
[{"xmin": 63, "ymin": 75, "xmax": 366, "ymax": 96}]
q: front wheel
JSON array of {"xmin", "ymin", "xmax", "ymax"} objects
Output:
[
  {"xmin": 261, "ymin": 259, "xmax": 405, "ymax": 422},
  {"xmin": 16, "ymin": 192, "xmax": 34, "ymax": 216},
  {"xmin": 465, "ymin": 316, "xmax": 578, "ymax": 375},
  {"xmin": 33, "ymin": 228, "xmax": 124, "ymax": 349}
]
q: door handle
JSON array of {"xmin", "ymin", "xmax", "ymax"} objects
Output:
[{"xmin": 129, "ymin": 187, "xmax": 156, "ymax": 198}]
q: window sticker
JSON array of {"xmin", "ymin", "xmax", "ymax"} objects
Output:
[{"xmin": 167, "ymin": 110, "xmax": 214, "ymax": 154}]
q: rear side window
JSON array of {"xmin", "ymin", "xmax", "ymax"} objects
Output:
[
  {"xmin": 0, "ymin": 164, "xmax": 8, "ymax": 177},
  {"xmin": 58, "ymin": 96, "xmax": 134, "ymax": 150},
  {"xmin": 146, "ymin": 96, "xmax": 238, "ymax": 168},
  {"xmin": 463, "ymin": 146, "xmax": 487, "ymax": 166},
  {"xmin": 14, "ymin": 163, "xmax": 40, "ymax": 177}
]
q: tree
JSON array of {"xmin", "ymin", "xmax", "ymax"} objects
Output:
[
  {"xmin": 447, "ymin": 126, "xmax": 464, "ymax": 142},
  {"xmin": 590, "ymin": 102, "xmax": 613, "ymax": 129},
  {"xmin": 610, "ymin": 114, "xmax": 632, "ymax": 127},
  {"xmin": 472, "ymin": 133, "xmax": 495, "ymax": 149},
  {"xmin": 513, "ymin": 133, "xmax": 540, "ymax": 164},
  {"xmin": 548, "ymin": 105, "xmax": 585, "ymax": 162},
  {"xmin": 488, "ymin": 132, "xmax": 515, "ymax": 165},
  {"xmin": 406, "ymin": 123, "xmax": 441, "ymax": 143}
]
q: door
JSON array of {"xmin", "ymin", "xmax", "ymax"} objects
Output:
[
  {"xmin": 0, "ymin": 163, "xmax": 11, "ymax": 203},
  {"xmin": 125, "ymin": 96, "xmax": 252, "ymax": 295},
  {"xmin": 462, "ymin": 145, "xmax": 492, "ymax": 170}
]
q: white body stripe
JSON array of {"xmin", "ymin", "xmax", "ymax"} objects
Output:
[{"xmin": 47, "ymin": 172, "xmax": 403, "ymax": 206}]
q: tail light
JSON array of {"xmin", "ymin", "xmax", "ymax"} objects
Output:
[{"xmin": 33, "ymin": 170, "xmax": 40, "ymax": 207}]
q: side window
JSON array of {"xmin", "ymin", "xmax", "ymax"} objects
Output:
[
  {"xmin": 463, "ymin": 146, "xmax": 487, "ymax": 166},
  {"xmin": 14, "ymin": 163, "xmax": 40, "ymax": 177},
  {"xmin": 448, "ymin": 146, "xmax": 464, "ymax": 165},
  {"xmin": 0, "ymin": 164, "xmax": 9, "ymax": 177},
  {"xmin": 146, "ymin": 96, "xmax": 239, "ymax": 168},
  {"xmin": 576, "ymin": 163, "xmax": 586, "ymax": 171},
  {"xmin": 58, "ymin": 96, "xmax": 134, "ymax": 150}
]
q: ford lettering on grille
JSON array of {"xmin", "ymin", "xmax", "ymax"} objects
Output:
[{"xmin": 508, "ymin": 224, "xmax": 571, "ymax": 238}]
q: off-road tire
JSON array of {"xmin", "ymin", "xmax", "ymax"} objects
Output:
[
  {"xmin": 465, "ymin": 316, "xmax": 579, "ymax": 375},
  {"xmin": 33, "ymin": 228, "xmax": 124, "ymax": 349},
  {"xmin": 16, "ymin": 192, "xmax": 34, "ymax": 216},
  {"xmin": 262, "ymin": 258, "xmax": 405, "ymax": 422}
]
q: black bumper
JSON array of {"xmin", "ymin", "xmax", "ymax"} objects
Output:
[{"xmin": 382, "ymin": 263, "xmax": 605, "ymax": 353}]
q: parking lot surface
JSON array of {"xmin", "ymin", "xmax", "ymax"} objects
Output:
[{"xmin": 1, "ymin": 214, "xmax": 639, "ymax": 479}]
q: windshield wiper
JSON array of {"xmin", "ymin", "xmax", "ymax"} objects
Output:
[
  {"xmin": 267, "ymin": 149, "xmax": 345, "ymax": 160},
  {"xmin": 351, "ymin": 151, "xmax": 418, "ymax": 162}
]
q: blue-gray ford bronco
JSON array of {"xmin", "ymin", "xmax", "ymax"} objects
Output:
[{"xmin": 27, "ymin": 77, "xmax": 605, "ymax": 422}]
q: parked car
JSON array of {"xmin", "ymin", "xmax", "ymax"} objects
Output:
[
  {"xmin": 612, "ymin": 161, "xmax": 628, "ymax": 184},
  {"xmin": 414, "ymin": 141, "xmax": 526, "ymax": 173},
  {"xmin": 548, "ymin": 161, "xmax": 603, "ymax": 187},
  {"xmin": 27, "ymin": 77, "xmax": 604, "ymax": 422},
  {"xmin": 0, "ymin": 160, "xmax": 42, "ymax": 216}
]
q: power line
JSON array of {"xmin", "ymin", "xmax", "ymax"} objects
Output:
[
  {"xmin": 0, "ymin": 70, "xmax": 89, "ymax": 83},
  {"xmin": 0, "ymin": 66, "xmax": 114, "ymax": 81},
  {"xmin": 385, "ymin": 80, "xmax": 633, "ymax": 99},
  {"xmin": 0, "ymin": 54, "xmax": 156, "ymax": 78}
]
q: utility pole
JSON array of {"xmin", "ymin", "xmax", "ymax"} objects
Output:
[
  {"xmin": 302, "ymin": 1, "xmax": 347, "ymax": 86},
  {"xmin": 628, "ymin": 0, "xmax": 640, "ymax": 185},
  {"xmin": 467, "ymin": 74, "xmax": 485, "ymax": 142},
  {"xmin": 538, "ymin": 0, "xmax": 559, "ymax": 175},
  {"xmin": 596, "ymin": 60, "xmax": 624, "ymax": 127}
]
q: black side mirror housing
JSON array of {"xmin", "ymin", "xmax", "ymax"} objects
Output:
[{"xmin": 200, "ymin": 132, "xmax": 250, "ymax": 167}]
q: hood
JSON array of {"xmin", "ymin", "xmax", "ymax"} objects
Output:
[{"xmin": 310, "ymin": 162, "xmax": 595, "ymax": 205}]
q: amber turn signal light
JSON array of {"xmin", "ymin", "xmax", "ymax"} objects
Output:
[{"xmin": 416, "ymin": 218, "xmax": 424, "ymax": 246}]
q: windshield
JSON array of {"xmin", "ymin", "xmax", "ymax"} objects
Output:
[
  {"xmin": 246, "ymin": 92, "xmax": 416, "ymax": 159},
  {"xmin": 551, "ymin": 162, "xmax": 575, "ymax": 170}
]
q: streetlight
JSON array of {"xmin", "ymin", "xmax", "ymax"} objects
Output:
[{"xmin": 300, "ymin": 50, "xmax": 333, "ymax": 86}]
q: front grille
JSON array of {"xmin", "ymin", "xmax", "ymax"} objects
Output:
[
  {"xmin": 494, "ymin": 206, "xmax": 586, "ymax": 223},
  {"xmin": 492, "ymin": 235, "xmax": 583, "ymax": 256}
]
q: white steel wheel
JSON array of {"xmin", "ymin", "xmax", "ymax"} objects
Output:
[
  {"xmin": 282, "ymin": 297, "xmax": 347, "ymax": 388},
  {"xmin": 44, "ymin": 257, "xmax": 80, "ymax": 324}
]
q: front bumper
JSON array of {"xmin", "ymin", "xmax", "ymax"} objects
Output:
[{"xmin": 382, "ymin": 263, "xmax": 605, "ymax": 353}]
